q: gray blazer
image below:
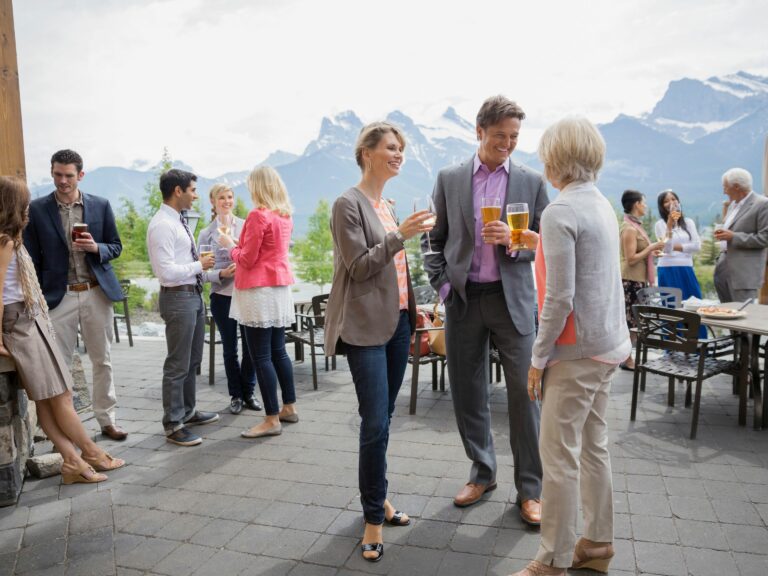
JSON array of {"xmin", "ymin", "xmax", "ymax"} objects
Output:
[
  {"xmin": 720, "ymin": 192, "xmax": 768, "ymax": 291},
  {"xmin": 423, "ymin": 156, "xmax": 549, "ymax": 335},
  {"xmin": 324, "ymin": 187, "xmax": 416, "ymax": 355}
]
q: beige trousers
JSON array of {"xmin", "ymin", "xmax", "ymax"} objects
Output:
[
  {"xmin": 535, "ymin": 358, "xmax": 616, "ymax": 568},
  {"xmin": 50, "ymin": 287, "xmax": 117, "ymax": 428}
]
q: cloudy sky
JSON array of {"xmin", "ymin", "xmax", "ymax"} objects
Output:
[{"xmin": 14, "ymin": 0, "xmax": 768, "ymax": 183}]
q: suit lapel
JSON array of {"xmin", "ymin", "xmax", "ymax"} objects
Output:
[
  {"xmin": 45, "ymin": 192, "xmax": 68, "ymax": 245},
  {"xmin": 82, "ymin": 191, "xmax": 90, "ymax": 223},
  {"xmin": 460, "ymin": 159, "xmax": 475, "ymax": 242},
  {"xmin": 729, "ymin": 193, "xmax": 755, "ymax": 230}
]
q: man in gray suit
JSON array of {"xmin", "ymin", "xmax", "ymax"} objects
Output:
[
  {"xmin": 714, "ymin": 167, "xmax": 768, "ymax": 302},
  {"xmin": 423, "ymin": 95, "xmax": 548, "ymax": 525}
]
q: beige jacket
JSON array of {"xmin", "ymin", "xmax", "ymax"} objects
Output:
[{"xmin": 324, "ymin": 187, "xmax": 416, "ymax": 355}]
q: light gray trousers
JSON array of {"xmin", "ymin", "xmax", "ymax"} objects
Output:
[{"xmin": 158, "ymin": 290, "xmax": 205, "ymax": 434}]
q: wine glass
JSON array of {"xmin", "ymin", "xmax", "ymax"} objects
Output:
[
  {"xmin": 413, "ymin": 196, "xmax": 439, "ymax": 256},
  {"xmin": 670, "ymin": 201, "xmax": 682, "ymax": 231},
  {"xmin": 217, "ymin": 213, "xmax": 234, "ymax": 236}
]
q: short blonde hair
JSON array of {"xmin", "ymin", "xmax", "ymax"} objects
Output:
[
  {"xmin": 538, "ymin": 116, "xmax": 605, "ymax": 186},
  {"xmin": 354, "ymin": 122, "xmax": 406, "ymax": 171},
  {"xmin": 209, "ymin": 183, "xmax": 233, "ymax": 218},
  {"xmin": 247, "ymin": 166, "xmax": 293, "ymax": 216}
]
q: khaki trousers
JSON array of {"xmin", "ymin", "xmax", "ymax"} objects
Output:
[
  {"xmin": 50, "ymin": 287, "xmax": 117, "ymax": 428},
  {"xmin": 535, "ymin": 358, "xmax": 616, "ymax": 568}
]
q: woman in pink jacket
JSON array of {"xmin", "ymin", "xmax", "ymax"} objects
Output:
[{"xmin": 219, "ymin": 166, "xmax": 298, "ymax": 438}]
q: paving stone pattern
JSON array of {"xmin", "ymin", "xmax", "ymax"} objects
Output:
[{"xmin": 1, "ymin": 339, "xmax": 768, "ymax": 575}]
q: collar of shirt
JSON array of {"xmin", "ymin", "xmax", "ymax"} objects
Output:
[
  {"xmin": 473, "ymin": 154, "xmax": 510, "ymax": 176},
  {"xmin": 159, "ymin": 203, "xmax": 182, "ymax": 220},
  {"xmin": 731, "ymin": 191, "xmax": 754, "ymax": 211},
  {"xmin": 559, "ymin": 181, "xmax": 595, "ymax": 195},
  {"xmin": 55, "ymin": 190, "xmax": 83, "ymax": 208}
]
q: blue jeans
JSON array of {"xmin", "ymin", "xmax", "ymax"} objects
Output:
[
  {"xmin": 345, "ymin": 310, "xmax": 411, "ymax": 525},
  {"xmin": 243, "ymin": 326, "xmax": 295, "ymax": 415},
  {"xmin": 209, "ymin": 293, "xmax": 256, "ymax": 399}
]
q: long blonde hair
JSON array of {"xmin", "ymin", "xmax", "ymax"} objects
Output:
[{"xmin": 247, "ymin": 166, "xmax": 293, "ymax": 216}]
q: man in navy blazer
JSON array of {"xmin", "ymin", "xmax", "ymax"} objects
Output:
[{"xmin": 24, "ymin": 149, "xmax": 128, "ymax": 440}]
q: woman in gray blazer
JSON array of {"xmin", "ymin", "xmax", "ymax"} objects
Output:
[
  {"xmin": 324, "ymin": 122, "xmax": 433, "ymax": 563},
  {"xmin": 512, "ymin": 118, "xmax": 631, "ymax": 576}
]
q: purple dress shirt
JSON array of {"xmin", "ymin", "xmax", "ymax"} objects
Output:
[{"xmin": 439, "ymin": 154, "xmax": 509, "ymax": 301}]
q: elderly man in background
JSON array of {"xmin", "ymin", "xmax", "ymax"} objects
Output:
[{"xmin": 713, "ymin": 168, "xmax": 768, "ymax": 303}]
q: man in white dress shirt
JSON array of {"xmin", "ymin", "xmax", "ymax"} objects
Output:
[
  {"xmin": 147, "ymin": 169, "xmax": 219, "ymax": 446},
  {"xmin": 713, "ymin": 168, "xmax": 768, "ymax": 303}
]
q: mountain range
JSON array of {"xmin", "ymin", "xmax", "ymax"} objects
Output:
[{"xmin": 30, "ymin": 71, "xmax": 768, "ymax": 234}]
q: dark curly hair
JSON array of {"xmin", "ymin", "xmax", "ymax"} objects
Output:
[
  {"xmin": 51, "ymin": 149, "xmax": 84, "ymax": 172},
  {"xmin": 159, "ymin": 169, "xmax": 197, "ymax": 201},
  {"xmin": 0, "ymin": 176, "xmax": 31, "ymax": 248}
]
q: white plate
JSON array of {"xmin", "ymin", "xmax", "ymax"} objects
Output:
[{"xmin": 697, "ymin": 309, "xmax": 747, "ymax": 319}]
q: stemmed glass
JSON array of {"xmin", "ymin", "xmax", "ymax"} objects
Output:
[
  {"xmin": 217, "ymin": 213, "xmax": 234, "ymax": 236},
  {"xmin": 670, "ymin": 201, "xmax": 682, "ymax": 231},
  {"xmin": 414, "ymin": 196, "xmax": 439, "ymax": 256}
]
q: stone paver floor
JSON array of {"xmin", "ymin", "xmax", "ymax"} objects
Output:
[{"xmin": 2, "ymin": 337, "xmax": 768, "ymax": 575}]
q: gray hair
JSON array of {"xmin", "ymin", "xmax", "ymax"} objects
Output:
[
  {"xmin": 538, "ymin": 116, "xmax": 605, "ymax": 186},
  {"xmin": 722, "ymin": 167, "xmax": 753, "ymax": 191}
]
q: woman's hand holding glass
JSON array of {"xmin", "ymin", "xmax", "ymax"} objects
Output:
[
  {"xmin": 519, "ymin": 229, "xmax": 539, "ymax": 250},
  {"xmin": 398, "ymin": 210, "xmax": 434, "ymax": 241},
  {"xmin": 217, "ymin": 232, "xmax": 236, "ymax": 249}
]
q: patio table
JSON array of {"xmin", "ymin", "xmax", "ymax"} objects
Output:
[{"xmin": 699, "ymin": 303, "xmax": 768, "ymax": 430}]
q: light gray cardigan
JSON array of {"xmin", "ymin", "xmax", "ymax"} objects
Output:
[{"xmin": 532, "ymin": 182, "xmax": 630, "ymax": 366}]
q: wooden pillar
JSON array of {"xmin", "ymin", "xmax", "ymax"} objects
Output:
[
  {"xmin": 0, "ymin": 0, "xmax": 33, "ymax": 507},
  {"xmin": 0, "ymin": 0, "xmax": 26, "ymax": 180}
]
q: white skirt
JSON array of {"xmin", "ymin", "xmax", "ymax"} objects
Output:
[{"xmin": 230, "ymin": 285, "xmax": 295, "ymax": 329}]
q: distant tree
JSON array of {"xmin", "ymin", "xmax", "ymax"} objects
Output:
[
  {"xmin": 143, "ymin": 147, "xmax": 172, "ymax": 218},
  {"xmin": 406, "ymin": 236, "xmax": 426, "ymax": 286},
  {"xmin": 293, "ymin": 200, "xmax": 334, "ymax": 292},
  {"xmin": 234, "ymin": 196, "xmax": 249, "ymax": 219}
]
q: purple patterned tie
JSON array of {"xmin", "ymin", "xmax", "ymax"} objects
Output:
[{"xmin": 180, "ymin": 214, "xmax": 203, "ymax": 293}]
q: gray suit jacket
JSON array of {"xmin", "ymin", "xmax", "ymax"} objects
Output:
[
  {"xmin": 324, "ymin": 187, "xmax": 416, "ymax": 356},
  {"xmin": 720, "ymin": 192, "xmax": 768, "ymax": 291},
  {"xmin": 423, "ymin": 156, "xmax": 549, "ymax": 335}
]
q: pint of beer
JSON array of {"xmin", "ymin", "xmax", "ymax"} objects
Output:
[
  {"xmin": 506, "ymin": 203, "xmax": 529, "ymax": 250},
  {"xmin": 481, "ymin": 197, "xmax": 502, "ymax": 225}
]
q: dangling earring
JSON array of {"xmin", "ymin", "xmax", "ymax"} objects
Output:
[{"xmin": 366, "ymin": 160, "xmax": 372, "ymax": 172}]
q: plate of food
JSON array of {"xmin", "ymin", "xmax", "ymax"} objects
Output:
[{"xmin": 697, "ymin": 305, "xmax": 747, "ymax": 319}]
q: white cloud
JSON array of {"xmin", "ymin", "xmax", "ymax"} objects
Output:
[{"xmin": 14, "ymin": 0, "xmax": 768, "ymax": 182}]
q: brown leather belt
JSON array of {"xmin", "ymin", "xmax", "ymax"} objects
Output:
[
  {"xmin": 68, "ymin": 280, "xmax": 99, "ymax": 292},
  {"xmin": 160, "ymin": 284, "xmax": 199, "ymax": 293}
]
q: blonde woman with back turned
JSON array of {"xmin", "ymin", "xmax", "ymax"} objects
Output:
[
  {"xmin": 218, "ymin": 166, "xmax": 298, "ymax": 438},
  {"xmin": 511, "ymin": 118, "xmax": 631, "ymax": 576}
]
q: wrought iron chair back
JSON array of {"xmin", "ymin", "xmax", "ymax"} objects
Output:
[
  {"xmin": 636, "ymin": 286, "xmax": 682, "ymax": 309},
  {"xmin": 633, "ymin": 305, "xmax": 701, "ymax": 354}
]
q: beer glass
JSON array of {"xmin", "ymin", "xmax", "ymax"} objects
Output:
[
  {"xmin": 481, "ymin": 196, "xmax": 502, "ymax": 225},
  {"xmin": 506, "ymin": 202, "xmax": 529, "ymax": 250}
]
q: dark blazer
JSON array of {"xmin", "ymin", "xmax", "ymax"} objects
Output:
[
  {"xmin": 424, "ymin": 156, "xmax": 549, "ymax": 335},
  {"xmin": 324, "ymin": 187, "xmax": 416, "ymax": 356},
  {"xmin": 23, "ymin": 191, "xmax": 123, "ymax": 308}
]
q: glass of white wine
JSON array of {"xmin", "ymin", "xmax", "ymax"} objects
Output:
[
  {"xmin": 217, "ymin": 213, "xmax": 233, "ymax": 236},
  {"xmin": 670, "ymin": 201, "xmax": 682, "ymax": 231},
  {"xmin": 414, "ymin": 196, "xmax": 439, "ymax": 256}
]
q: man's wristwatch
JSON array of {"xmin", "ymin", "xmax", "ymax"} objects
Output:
[{"xmin": 393, "ymin": 229, "xmax": 405, "ymax": 244}]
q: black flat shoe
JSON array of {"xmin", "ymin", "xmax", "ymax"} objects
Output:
[
  {"xmin": 385, "ymin": 510, "xmax": 410, "ymax": 526},
  {"xmin": 361, "ymin": 542, "xmax": 384, "ymax": 563}
]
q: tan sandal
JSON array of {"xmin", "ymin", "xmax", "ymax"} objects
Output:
[
  {"xmin": 571, "ymin": 538, "xmax": 614, "ymax": 573},
  {"xmin": 61, "ymin": 462, "xmax": 108, "ymax": 485},
  {"xmin": 82, "ymin": 452, "xmax": 125, "ymax": 472}
]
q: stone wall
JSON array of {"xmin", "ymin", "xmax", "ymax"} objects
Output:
[{"xmin": 0, "ymin": 356, "xmax": 34, "ymax": 506}]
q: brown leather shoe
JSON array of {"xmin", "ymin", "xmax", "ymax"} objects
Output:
[
  {"xmin": 453, "ymin": 481, "xmax": 497, "ymax": 507},
  {"xmin": 101, "ymin": 425, "xmax": 128, "ymax": 441},
  {"xmin": 520, "ymin": 499, "xmax": 541, "ymax": 526},
  {"xmin": 571, "ymin": 538, "xmax": 614, "ymax": 573}
]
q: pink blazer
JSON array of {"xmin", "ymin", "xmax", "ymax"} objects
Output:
[{"xmin": 231, "ymin": 208, "xmax": 295, "ymax": 288}]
